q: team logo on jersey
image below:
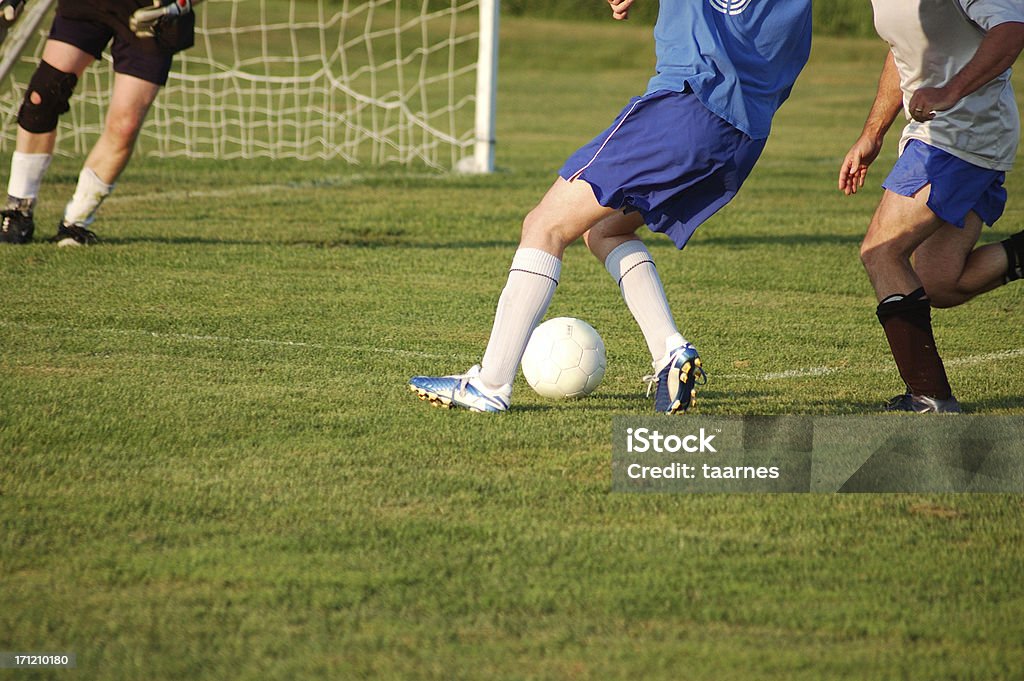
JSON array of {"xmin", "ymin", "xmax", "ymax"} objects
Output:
[{"xmin": 709, "ymin": 0, "xmax": 752, "ymax": 15}]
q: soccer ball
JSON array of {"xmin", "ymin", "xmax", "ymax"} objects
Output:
[{"xmin": 521, "ymin": 317, "xmax": 606, "ymax": 399}]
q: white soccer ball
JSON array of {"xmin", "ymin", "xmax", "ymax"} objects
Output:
[{"xmin": 521, "ymin": 317, "xmax": 606, "ymax": 399}]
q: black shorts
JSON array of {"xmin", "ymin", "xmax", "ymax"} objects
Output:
[{"xmin": 49, "ymin": 5, "xmax": 195, "ymax": 86}]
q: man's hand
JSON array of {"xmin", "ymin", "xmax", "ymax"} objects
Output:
[
  {"xmin": 838, "ymin": 133, "xmax": 884, "ymax": 196},
  {"xmin": 0, "ymin": 0, "xmax": 25, "ymax": 24},
  {"xmin": 907, "ymin": 86, "xmax": 958, "ymax": 123},
  {"xmin": 130, "ymin": 0, "xmax": 193, "ymax": 38},
  {"xmin": 608, "ymin": 0, "xmax": 634, "ymax": 21}
]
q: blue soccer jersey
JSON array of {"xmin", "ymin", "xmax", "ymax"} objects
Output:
[{"xmin": 646, "ymin": 0, "xmax": 812, "ymax": 140}]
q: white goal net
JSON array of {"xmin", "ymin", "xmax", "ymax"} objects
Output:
[{"xmin": 0, "ymin": 0, "xmax": 497, "ymax": 171}]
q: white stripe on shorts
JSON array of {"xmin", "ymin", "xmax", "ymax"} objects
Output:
[{"xmin": 566, "ymin": 97, "xmax": 644, "ymax": 182}]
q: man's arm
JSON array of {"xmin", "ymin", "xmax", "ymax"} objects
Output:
[
  {"xmin": 908, "ymin": 21, "xmax": 1024, "ymax": 122},
  {"xmin": 838, "ymin": 51, "xmax": 904, "ymax": 196}
]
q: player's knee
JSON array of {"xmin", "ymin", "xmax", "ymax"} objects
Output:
[
  {"xmin": 521, "ymin": 206, "xmax": 546, "ymax": 238},
  {"xmin": 859, "ymin": 239, "xmax": 882, "ymax": 273},
  {"xmin": 581, "ymin": 228, "xmax": 600, "ymax": 255},
  {"xmin": 521, "ymin": 208, "xmax": 573, "ymax": 251},
  {"xmin": 104, "ymin": 108, "xmax": 146, "ymax": 147},
  {"xmin": 17, "ymin": 61, "xmax": 78, "ymax": 134},
  {"xmin": 582, "ymin": 228, "xmax": 619, "ymax": 263},
  {"xmin": 860, "ymin": 237, "xmax": 906, "ymax": 274}
]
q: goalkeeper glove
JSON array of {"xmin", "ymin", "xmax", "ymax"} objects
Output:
[
  {"xmin": 130, "ymin": 0, "xmax": 193, "ymax": 39},
  {"xmin": 0, "ymin": 0, "xmax": 25, "ymax": 23},
  {"xmin": 0, "ymin": 0, "xmax": 24, "ymax": 47}
]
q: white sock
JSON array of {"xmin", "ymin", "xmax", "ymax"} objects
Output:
[
  {"xmin": 479, "ymin": 248, "xmax": 561, "ymax": 390},
  {"xmin": 63, "ymin": 167, "xmax": 113, "ymax": 226},
  {"xmin": 7, "ymin": 151, "xmax": 52, "ymax": 203},
  {"xmin": 604, "ymin": 239, "xmax": 685, "ymax": 362}
]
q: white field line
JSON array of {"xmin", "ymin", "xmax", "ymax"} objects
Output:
[
  {"xmin": 3, "ymin": 320, "xmax": 1021, "ymax": 380},
  {"xmin": 717, "ymin": 366, "xmax": 839, "ymax": 381},
  {"xmin": 110, "ymin": 176, "xmax": 440, "ymax": 204},
  {"xmin": 944, "ymin": 348, "xmax": 1024, "ymax": 367},
  {"xmin": 714, "ymin": 348, "xmax": 1024, "ymax": 382}
]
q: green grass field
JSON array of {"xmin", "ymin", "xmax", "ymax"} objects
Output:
[{"xmin": 2, "ymin": 16, "xmax": 1024, "ymax": 680}]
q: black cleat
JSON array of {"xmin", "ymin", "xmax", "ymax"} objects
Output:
[
  {"xmin": 0, "ymin": 205, "xmax": 35, "ymax": 244},
  {"xmin": 50, "ymin": 221, "xmax": 99, "ymax": 247}
]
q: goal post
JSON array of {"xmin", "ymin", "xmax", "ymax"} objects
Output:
[
  {"xmin": 0, "ymin": 0, "xmax": 498, "ymax": 172},
  {"xmin": 465, "ymin": 0, "xmax": 498, "ymax": 173}
]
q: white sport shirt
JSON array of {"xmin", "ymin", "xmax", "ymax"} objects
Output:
[{"xmin": 871, "ymin": 0, "xmax": 1024, "ymax": 170}]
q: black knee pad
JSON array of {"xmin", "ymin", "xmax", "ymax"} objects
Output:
[{"xmin": 17, "ymin": 61, "xmax": 78, "ymax": 134}]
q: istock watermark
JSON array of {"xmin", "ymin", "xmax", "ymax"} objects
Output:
[
  {"xmin": 626, "ymin": 427, "xmax": 718, "ymax": 453},
  {"xmin": 612, "ymin": 416, "xmax": 1024, "ymax": 493}
]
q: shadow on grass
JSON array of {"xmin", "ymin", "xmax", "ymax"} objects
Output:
[
  {"xmin": 86, "ymin": 228, "xmax": 864, "ymax": 251},
  {"xmin": 652, "ymin": 388, "xmax": 886, "ymax": 415},
  {"xmin": 957, "ymin": 396, "xmax": 1024, "ymax": 413},
  {"xmin": 669, "ymin": 232, "xmax": 864, "ymax": 249},
  {"xmin": 99, "ymin": 235, "xmax": 522, "ymax": 250}
]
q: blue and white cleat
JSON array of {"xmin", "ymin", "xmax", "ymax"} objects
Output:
[
  {"xmin": 409, "ymin": 365, "xmax": 511, "ymax": 413},
  {"xmin": 645, "ymin": 343, "xmax": 706, "ymax": 414}
]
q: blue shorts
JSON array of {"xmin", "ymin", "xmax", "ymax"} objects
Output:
[
  {"xmin": 882, "ymin": 140, "xmax": 1007, "ymax": 228},
  {"xmin": 559, "ymin": 89, "xmax": 766, "ymax": 249}
]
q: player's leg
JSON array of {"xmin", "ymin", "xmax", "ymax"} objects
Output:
[
  {"xmin": 477, "ymin": 176, "xmax": 618, "ymax": 382},
  {"xmin": 53, "ymin": 11, "xmax": 176, "ymax": 246},
  {"xmin": 52, "ymin": 72, "xmax": 161, "ymax": 246},
  {"xmin": 1, "ymin": 40, "xmax": 92, "ymax": 244},
  {"xmin": 860, "ymin": 186, "xmax": 960, "ymax": 411},
  {"xmin": 914, "ymin": 212, "xmax": 1024, "ymax": 307},
  {"xmin": 584, "ymin": 211, "xmax": 675, "ymax": 361},
  {"xmin": 860, "ymin": 187, "xmax": 945, "ymax": 298},
  {"xmin": 82, "ymin": 73, "xmax": 161, "ymax": 186},
  {"xmin": 517, "ymin": 175, "xmax": 629, "ymax": 257},
  {"xmin": 14, "ymin": 40, "xmax": 94, "ymax": 154},
  {"xmin": 564, "ymin": 90, "xmax": 761, "ymax": 413},
  {"xmin": 583, "ymin": 213, "xmax": 703, "ymax": 412},
  {"xmin": 409, "ymin": 177, "xmax": 621, "ymax": 411},
  {"xmin": 912, "ymin": 212, "xmax": 998, "ymax": 307}
]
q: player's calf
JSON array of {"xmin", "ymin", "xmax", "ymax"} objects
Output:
[{"xmin": 874, "ymin": 288, "xmax": 958, "ymax": 410}]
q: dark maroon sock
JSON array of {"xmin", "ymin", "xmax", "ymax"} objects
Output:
[
  {"xmin": 875, "ymin": 288, "xmax": 952, "ymax": 399},
  {"xmin": 1002, "ymin": 230, "xmax": 1024, "ymax": 282}
]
